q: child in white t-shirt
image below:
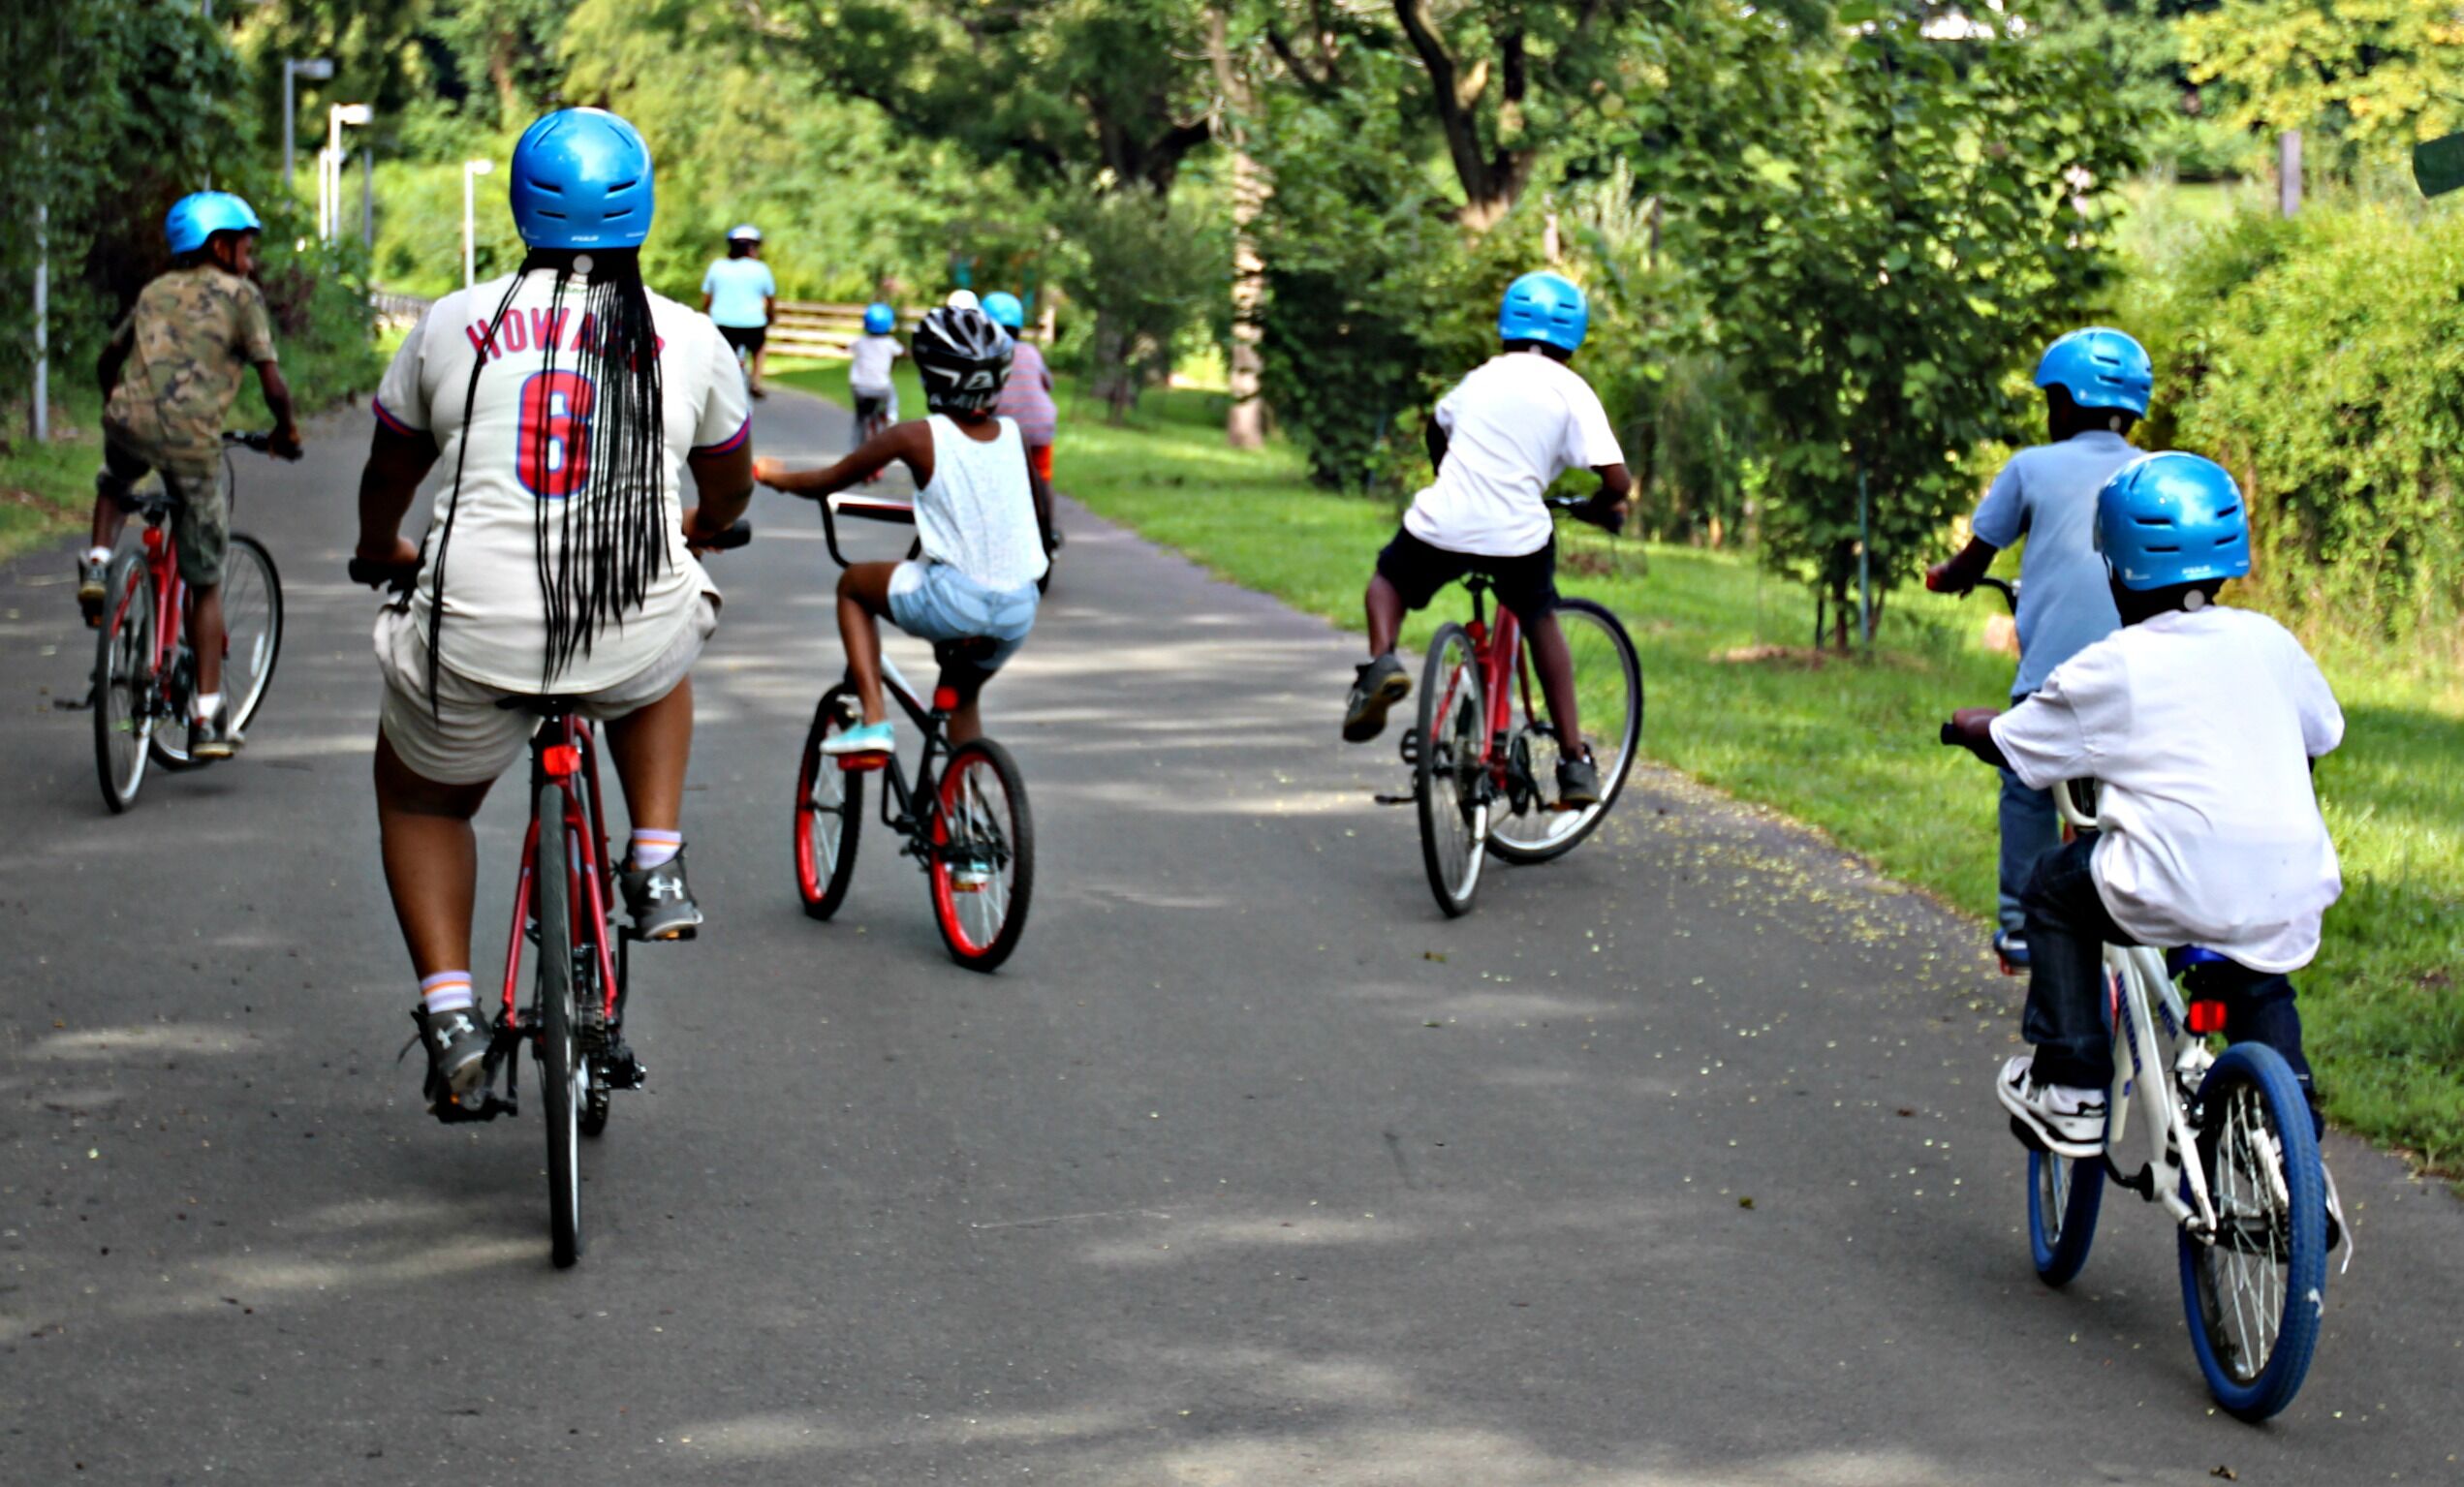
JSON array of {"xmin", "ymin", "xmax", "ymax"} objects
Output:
[
  {"xmin": 1943, "ymin": 453, "xmax": 2343, "ymax": 1173},
  {"xmin": 1343, "ymin": 271, "xmax": 1631, "ymax": 806},
  {"xmin": 849, "ymin": 301, "xmax": 904, "ymax": 438}
]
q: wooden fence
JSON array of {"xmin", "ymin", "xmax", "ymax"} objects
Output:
[{"xmin": 766, "ymin": 301, "xmax": 927, "ymax": 360}]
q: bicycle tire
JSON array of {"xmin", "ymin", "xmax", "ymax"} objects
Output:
[
  {"xmin": 2026, "ymin": 1147, "xmax": 2106, "ymax": 1287},
  {"xmin": 535, "ymin": 779, "xmax": 584, "ymax": 1268},
  {"xmin": 1487, "ymin": 598, "xmax": 1642, "ymax": 864},
  {"xmin": 795, "ymin": 687, "xmax": 866, "ymax": 920},
  {"xmin": 2178, "ymin": 1041, "xmax": 2325, "ymax": 1422},
  {"xmin": 1415, "ymin": 623, "xmax": 1487, "ymax": 916},
  {"xmin": 91, "ymin": 552, "xmax": 156, "ymax": 813},
  {"xmin": 928, "ymin": 737, "xmax": 1034, "ymax": 972}
]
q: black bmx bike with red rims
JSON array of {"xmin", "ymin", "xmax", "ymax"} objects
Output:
[{"xmin": 793, "ymin": 492, "xmax": 1035, "ymax": 972}]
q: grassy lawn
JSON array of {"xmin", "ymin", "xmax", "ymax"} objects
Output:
[{"xmin": 775, "ymin": 363, "xmax": 2460, "ymax": 1173}]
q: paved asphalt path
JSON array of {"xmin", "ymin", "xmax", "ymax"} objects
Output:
[{"xmin": 2, "ymin": 387, "xmax": 2458, "ymax": 1486}]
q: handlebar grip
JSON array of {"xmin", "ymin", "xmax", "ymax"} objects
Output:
[
  {"xmin": 224, "ymin": 431, "xmax": 274, "ymax": 452},
  {"xmin": 701, "ymin": 518, "xmax": 753, "ymax": 551},
  {"xmin": 349, "ymin": 558, "xmax": 421, "ymax": 595},
  {"xmin": 1939, "ymin": 721, "xmax": 1965, "ymax": 748}
]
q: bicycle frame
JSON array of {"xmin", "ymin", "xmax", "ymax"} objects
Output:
[
  {"xmin": 2053, "ymin": 783, "xmax": 2223, "ymax": 1240},
  {"xmin": 1441, "ymin": 581, "xmax": 1552, "ymax": 798},
  {"xmin": 499, "ymin": 715, "xmax": 623, "ymax": 1031}
]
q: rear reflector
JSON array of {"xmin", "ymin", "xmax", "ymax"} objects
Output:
[
  {"xmin": 542, "ymin": 744, "xmax": 580, "ymax": 777},
  {"xmin": 2186, "ymin": 1000, "xmax": 2229, "ymax": 1036},
  {"xmin": 932, "ymin": 685, "xmax": 960, "ymax": 712}
]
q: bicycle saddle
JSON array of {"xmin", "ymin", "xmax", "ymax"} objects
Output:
[
  {"xmin": 933, "ymin": 636, "xmax": 1001, "ymax": 667},
  {"xmin": 495, "ymin": 694, "xmax": 586, "ymax": 719},
  {"xmin": 2167, "ymin": 945, "xmax": 2236, "ymax": 976}
]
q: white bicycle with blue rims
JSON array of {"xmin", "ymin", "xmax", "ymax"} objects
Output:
[{"xmin": 2015, "ymin": 778, "xmax": 2331, "ymax": 1422}]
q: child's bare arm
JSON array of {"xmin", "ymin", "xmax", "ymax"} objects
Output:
[
  {"xmin": 755, "ymin": 420, "xmax": 930, "ymax": 497},
  {"xmin": 255, "ymin": 360, "xmax": 301, "ymax": 457},
  {"xmin": 1927, "ymin": 535, "xmax": 1999, "ymax": 594}
]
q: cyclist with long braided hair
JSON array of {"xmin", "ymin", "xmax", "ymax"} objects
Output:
[{"xmin": 354, "ymin": 108, "xmax": 755, "ymax": 1113}]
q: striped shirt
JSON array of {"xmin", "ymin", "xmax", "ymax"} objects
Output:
[{"xmin": 993, "ymin": 339, "xmax": 1057, "ymax": 448}]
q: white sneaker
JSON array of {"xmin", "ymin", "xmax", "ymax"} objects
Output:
[{"xmin": 1997, "ymin": 1055, "xmax": 2106, "ymax": 1159}]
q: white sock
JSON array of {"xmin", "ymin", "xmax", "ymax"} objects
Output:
[
  {"xmin": 421, "ymin": 972, "xmax": 476, "ymax": 1015},
  {"xmin": 630, "ymin": 829, "xmax": 682, "ymax": 869},
  {"xmin": 192, "ymin": 691, "xmax": 221, "ymax": 723},
  {"xmin": 85, "ymin": 545, "xmax": 111, "ymax": 565}
]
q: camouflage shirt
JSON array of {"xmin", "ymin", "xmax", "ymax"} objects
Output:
[{"xmin": 102, "ymin": 266, "xmax": 278, "ymax": 464}]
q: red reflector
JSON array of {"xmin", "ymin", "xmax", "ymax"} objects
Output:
[
  {"xmin": 2186, "ymin": 1000, "xmax": 2229, "ymax": 1036},
  {"xmin": 932, "ymin": 685, "xmax": 959, "ymax": 712},
  {"xmin": 542, "ymin": 744, "xmax": 580, "ymax": 777},
  {"xmin": 141, "ymin": 528, "xmax": 164, "ymax": 551},
  {"xmin": 837, "ymin": 754, "xmax": 888, "ymax": 773}
]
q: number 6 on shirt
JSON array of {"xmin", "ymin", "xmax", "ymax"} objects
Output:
[{"xmin": 517, "ymin": 370, "xmax": 596, "ymax": 499}]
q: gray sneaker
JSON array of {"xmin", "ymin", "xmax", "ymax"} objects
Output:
[
  {"xmin": 1554, "ymin": 751, "xmax": 1602, "ymax": 808},
  {"xmin": 1343, "ymin": 654, "xmax": 1412, "ymax": 743},
  {"xmin": 620, "ymin": 850, "xmax": 702, "ymax": 942},
  {"xmin": 410, "ymin": 1005, "xmax": 492, "ymax": 1114},
  {"xmin": 78, "ymin": 553, "xmax": 109, "ymax": 627},
  {"xmin": 188, "ymin": 696, "xmax": 237, "ymax": 759}
]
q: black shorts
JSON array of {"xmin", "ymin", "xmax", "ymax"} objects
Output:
[
  {"xmin": 719, "ymin": 324, "xmax": 766, "ymax": 355},
  {"xmin": 854, "ymin": 393, "xmax": 889, "ymax": 422},
  {"xmin": 1376, "ymin": 527, "xmax": 1558, "ymax": 620}
]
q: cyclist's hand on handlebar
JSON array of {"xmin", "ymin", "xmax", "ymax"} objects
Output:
[
  {"xmin": 357, "ymin": 535, "xmax": 420, "ymax": 571},
  {"xmin": 1924, "ymin": 560, "xmax": 1966, "ymax": 596},
  {"xmin": 683, "ymin": 508, "xmax": 752, "ymax": 553},
  {"xmin": 1940, "ymin": 705, "xmax": 2006, "ymax": 759},
  {"xmin": 1578, "ymin": 494, "xmax": 1629, "ymax": 536},
  {"xmin": 269, "ymin": 426, "xmax": 304, "ymax": 462}
]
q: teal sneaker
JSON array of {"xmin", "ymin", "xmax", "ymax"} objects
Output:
[{"xmin": 821, "ymin": 719, "xmax": 895, "ymax": 758}]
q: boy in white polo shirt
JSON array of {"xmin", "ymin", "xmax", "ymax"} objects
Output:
[
  {"xmin": 1342, "ymin": 271, "xmax": 1631, "ymax": 806},
  {"xmin": 1943, "ymin": 452, "xmax": 2344, "ymax": 1167}
]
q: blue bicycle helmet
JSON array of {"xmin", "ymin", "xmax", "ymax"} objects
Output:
[
  {"xmin": 982, "ymin": 291, "xmax": 1025, "ymax": 331},
  {"xmin": 863, "ymin": 301, "xmax": 896, "ymax": 335},
  {"xmin": 2035, "ymin": 327, "xmax": 2152, "ymax": 418},
  {"xmin": 1497, "ymin": 270, "xmax": 1588, "ymax": 354},
  {"xmin": 509, "ymin": 108, "xmax": 655, "ymax": 250},
  {"xmin": 2096, "ymin": 452, "xmax": 2251, "ymax": 590},
  {"xmin": 165, "ymin": 192, "xmax": 262, "ymax": 256}
]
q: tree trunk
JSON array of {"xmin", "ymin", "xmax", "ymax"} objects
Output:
[
  {"xmin": 1210, "ymin": 10, "xmax": 1268, "ymax": 449},
  {"xmin": 1090, "ymin": 311, "xmax": 1137, "ymax": 425}
]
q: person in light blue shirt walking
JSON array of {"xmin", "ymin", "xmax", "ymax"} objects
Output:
[
  {"xmin": 1928, "ymin": 327, "xmax": 2150, "ymax": 969},
  {"xmin": 702, "ymin": 224, "xmax": 778, "ymax": 397}
]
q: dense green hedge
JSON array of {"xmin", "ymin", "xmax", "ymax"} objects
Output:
[{"xmin": 2135, "ymin": 201, "xmax": 2464, "ymax": 648}]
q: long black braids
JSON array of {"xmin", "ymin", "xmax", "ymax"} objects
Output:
[{"xmin": 422, "ymin": 249, "xmax": 670, "ymax": 707}]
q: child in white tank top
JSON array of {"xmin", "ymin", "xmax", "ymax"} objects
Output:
[{"xmin": 754, "ymin": 305, "xmax": 1051, "ymax": 758}]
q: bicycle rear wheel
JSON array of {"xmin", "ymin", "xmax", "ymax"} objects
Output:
[
  {"xmin": 534, "ymin": 780, "xmax": 584, "ymax": 1268},
  {"xmin": 2178, "ymin": 1041, "xmax": 2325, "ymax": 1421},
  {"xmin": 1488, "ymin": 598, "xmax": 1641, "ymax": 864},
  {"xmin": 929, "ymin": 738, "xmax": 1034, "ymax": 972},
  {"xmin": 795, "ymin": 687, "xmax": 866, "ymax": 920},
  {"xmin": 146, "ymin": 536, "xmax": 280, "ymax": 770},
  {"xmin": 1415, "ymin": 623, "xmax": 1488, "ymax": 916},
  {"xmin": 2026, "ymin": 1147, "xmax": 2105, "ymax": 1286},
  {"xmin": 92, "ymin": 552, "xmax": 158, "ymax": 813}
]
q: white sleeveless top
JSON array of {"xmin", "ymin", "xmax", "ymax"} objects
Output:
[{"xmin": 917, "ymin": 415, "xmax": 1047, "ymax": 592}]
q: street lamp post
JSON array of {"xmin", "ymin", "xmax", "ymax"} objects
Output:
[
  {"xmin": 463, "ymin": 159, "xmax": 495, "ymax": 290},
  {"xmin": 281, "ymin": 57, "xmax": 332, "ymax": 197},
  {"xmin": 320, "ymin": 102, "xmax": 371, "ymax": 241}
]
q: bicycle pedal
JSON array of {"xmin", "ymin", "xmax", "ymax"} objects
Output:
[
  {"xmin": 1397, "ymin": 728, "xmax": 1421, "ymax": 768},
  {"xmin": 836, "ymin": 755, "xmax": 889, "ymax": 773},
  {"xmin": 1371, "ymin": 791, "xmax": 1416, "ymax": 806},
  {"xmin": 601, "ymin": 1044, "xmax": 648, "ymax": 1090}
]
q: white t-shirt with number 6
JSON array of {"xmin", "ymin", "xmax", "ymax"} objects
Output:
[{"xmin": 372, "ymin": 272, "xmax": 750, "ymax": 694}]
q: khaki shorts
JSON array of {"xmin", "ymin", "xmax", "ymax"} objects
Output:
[
  {"xmin": 103, "ymin": 432, "xmax": 226, "ymax": 587},
  {"xmin": 375, "ymin": 595, "xmax": 718, "ymax": 787}
]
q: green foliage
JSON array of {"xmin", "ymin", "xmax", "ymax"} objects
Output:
[
  {"xmin": 2134, "ymin": 200, "xmax": 2464, "ymax": 646},
  {"xmin": 1640, "ymin": 6, "xmax": 2145, "ymax": 640},
  {"xmin": 1046, "ymin": 182, "xmax": 1227, "ymax": 422},
  {"xmin": 2178, "ymin": 0, "xmax": 2464, "ymax": 173}
]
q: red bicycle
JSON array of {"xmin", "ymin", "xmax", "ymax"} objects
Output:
[
  {"xmin": 352, "ymin": 521, "xmax": 747, "ymax": 1269},
  {"xmin": 91, "ymin": 431, "xmax": 285, "ymax": 812},
  {"xmin": 793, "ymin": 492, "xmax": 1035, "ymax": 971},
  {"xmin": 1394, "ymin": 497, "xmax": 1643, "ymax": 916}
]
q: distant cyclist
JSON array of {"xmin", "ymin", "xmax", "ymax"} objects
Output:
[
  {"xmin": 1341, "ymin": 271, "xmax": 1631, "ymax": 806},
  {"xmin": 754, "ymin": 303, "xmax": 1051, "ymax": 755},
  {"xmin": 849, "ymin": 300, "xmax": 904, "ymax": 444},
  {"xmin": 701, "ymin": 223, "xmax": 777, "ymax": 398},
  {"xmin": 983, "ymin": 292, "xmax": 1057, "ymax": 486},
  {"xmin": 355, "ymin": 108, "xmax": 755, "ymax": 1115},
  {"xmin": 84, "ymin": 191, "xmax": 302, "ymax": 757},
  {"xmin": 1943, "ymin": 453, "xmax": 2344, "ymax": 1187},
  {"xmin": 1929, "ymin": 327, "xmax": 2145, "ymax": 968}
]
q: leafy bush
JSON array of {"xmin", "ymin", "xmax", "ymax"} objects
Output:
[{"xmin": 2141, "ymin": 201, "xmax": 2464, "ymax": 646}]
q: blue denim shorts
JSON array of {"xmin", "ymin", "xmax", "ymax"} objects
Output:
[{"xmin": 886, "ymin": 560, "xmax": 1038, "ymax": 670}]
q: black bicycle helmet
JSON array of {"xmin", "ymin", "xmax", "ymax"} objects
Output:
[{"xmin": 912, "ymin": 305, "xmax": 1014, "ymax": 415}]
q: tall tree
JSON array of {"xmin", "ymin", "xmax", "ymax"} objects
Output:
[{"xmin": 2177, "ymin": 0, "xmax": 2464, "ymax": 171}]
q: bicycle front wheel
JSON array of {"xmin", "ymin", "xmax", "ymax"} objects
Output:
[
  {"xmin": 92, "ymin": 552, "xmax": 159, "ymax": 813},
  {"xmin": 1415, "ymin": 622, "xmax": 1488, "ymax": 916},
  {"xmin": 2178, "ymin": 1041, "xmax": 2325, "ymax": 1421},
  {"xmin": 219, "ymin": 533, "xmax": 284, "ymax": 733},
  {"xmin": 929, "ymin": 738, "xmax": 1034, "ymax": 972},
  {"xmin": 534, "ymin": 780, "xmax": 584, "ymax": 1269},
  {"xmin": 2027, "ymin": 1147, "xmax": 2105, "ymax": 1287},
  {"xmin": 795, "ymin": 687, "xmax": 866, "ymax": 920},
  {"xmin": 1488, "ymin": 598, "xmax": 1641, "ymax": 864}
]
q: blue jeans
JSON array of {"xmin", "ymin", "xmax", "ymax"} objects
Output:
[
  {"xmin": 1998, "ymin": 765, "xmax": 2060, "ymax": 935},
  {"xmin": 2019, "ymin": 834, "xmax": 2322, "ymax": 1135}
]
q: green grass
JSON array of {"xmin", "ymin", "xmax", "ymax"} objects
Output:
[
  {"xmin": 790, "ymin": 367, "xmax": 2459, "ymax": 1173},
  {"xmin": 0, "ymin": 386, "xmax": 111, "ymax": 564}
]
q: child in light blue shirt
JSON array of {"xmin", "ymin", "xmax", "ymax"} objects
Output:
[{"xmin": 1928, "ymin": 327, "xmax": 2149, "ymax": 967}]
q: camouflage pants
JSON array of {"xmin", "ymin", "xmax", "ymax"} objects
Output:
[{"xmin": 101, "ymin": 434, "xmax": 226, "ymax": 588}]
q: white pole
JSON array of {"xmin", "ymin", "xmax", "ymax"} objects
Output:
[
  {"xmin": 282, "ymin": 62, "xmax": 295, "ymax": 197},
  {"xmin": 30, "ymin": 128, "xmax": 47, "ymax": 444},
  {"xmin": 464, "ymin": 167, "xmax": 477, "ymax": 290}
]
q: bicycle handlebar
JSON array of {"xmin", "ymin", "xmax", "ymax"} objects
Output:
[
  {"xmin": 1544, "ymin": 491, "xmax": 1626, "ymax": 537},
  {"xmin": 818, "ymin": 492, "xmax": 917, "ymax": 570},
  {"xmin": 223, "ymin": 431, "xmax": 275, "ymax": 452}
]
